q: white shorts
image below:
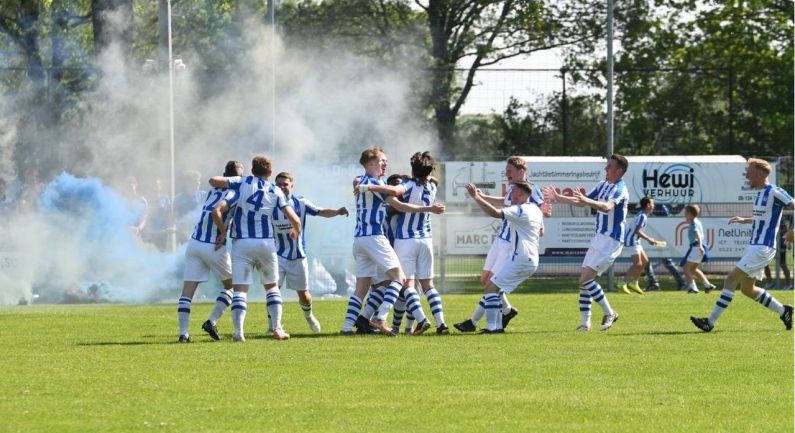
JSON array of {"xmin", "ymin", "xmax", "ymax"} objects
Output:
[
  {"xmin": 231, "ymin": 238, "xmax": 278, "ymax": 286},
  {"xmin": 353, "ymin": 235, "xmax": 401, "ymax": 278},
  {"xmin": 395, "ymin": 238, "xmax": 434, "ymax": 279},
  {"xmin": 685, "ymin": 247, "xmax": 705, "ymax": 264},
  {"xmin": 737, "ymin": 245, "xmax": 776, "ymax": 280},
  {"xmin": 627, "ymin": 243, "xmax": 644, "ymax": 257},
  {"xmin": 183, "ymin": 238, "xmax": 232, "ymax": 282},
  {"xmin": 582, "ymin": 234, "xmax": 623, "ymax": 276},
  {"xmin": 490, "ymin": 258, "xmax": 538, "ymax": 293},
  {"xmin": 278, "ymin": 256, "xmax": 309, "ymax": 291},
  {"xmin": 483, "ymin": 239, "xmax": 510, "ymax": 273}
]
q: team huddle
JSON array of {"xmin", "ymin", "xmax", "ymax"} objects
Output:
[{"xmin": 175, "ymin": 151, "xmax": 794, "ymax": 342}]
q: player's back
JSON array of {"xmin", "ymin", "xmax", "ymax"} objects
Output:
[
  {"xmin": 394, "ymin": 178, "xmax": 436, "ymax": 239},
  {"xmin": 504, "ymin": 202, "xmax": 544, "ymax": 262},
  {"xmin": 624, "ymin": 212, "xmax": 647, "ymax": 246},
  {"xmin": 228, "ymin": 176, "xmax": 288, "ymax": 239},
  {"xmin": 191, "ymin": 187, "xmax": 238, "ymax": 244},
  {"xmin": 751, "ymin": 183, "xmax": 794, "ymax": 247}
]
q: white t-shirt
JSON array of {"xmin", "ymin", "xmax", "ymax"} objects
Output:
[{"xmin": 501, "ymin": 202, "xmax": 544, "ymax": 263}]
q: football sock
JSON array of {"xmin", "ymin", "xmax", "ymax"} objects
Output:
[
  {"xmin": 177, "ymin": 296, "xmax": 192, "ymax": 336},
  {"xmin": 405, "ymin": 287, "xmax": 427, "ymax": 324},
  {"xmin": 231, "ymin": 291, "xmax": 248, "ymax": 337},
  {"xmin": 470, "ymin": 296, "xmax": 487, "ymax": 324},
  {"xmin": 484, "ymin": 293, "xmax": 502, "ymax": 331},
  {"xmin": 708, "ymin": 289, "xmax": 735, "ymax": 325},
  {"xmin": 583, "ymin": 279, "xmax": 613, "ymax": 316},
  {"xmin": 392, "ymin": 294, "xmax": 406, "ymax": 333},
  {"xmin": 208, "ymin": 289, "xmax": 233, "ymax": 324},
  {"xmin": 341, "ymin": 295, "xmax": 362, "ymax": 332},
  {"xmin": 375, "ymin": 281, "xmax": 402, "ymax": 321},
  {"xmin": 362, "ymin": 286, "xmax": 385, "ymax": 320},
  {"xmin": 755, "ymin": 289, "xmax": 785, "ymax": 315},
  {"xmin": 265, "ymin": 288, "xmax": 283, "ymax": 331},
  {"xmin": 424, "ymin": 287, "xmax": 445, "ymax": 326},
  {"xmin": 578, "ymin": 286, "xmax": 592, "ymax": 327},
  {"xmin": 499, "ymin": 292, "xmax": 513, "ymax": 315}
]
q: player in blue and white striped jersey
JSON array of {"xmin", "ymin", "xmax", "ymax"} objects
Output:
[
  {"xmin": 367, "ymin": 151, "xmax": 448, "ymax": 334},
  {"xmin": 691, "ymin": 158, "xmax": 794, "ymax": 332},
  {"xmin": 679, "ymin": 204, "xmax": 716, "ymax": 294},
  {"xmin": 455, "ymin": 156, "xmax": 549, "ymax": 333},
  {"xmin": 543, "ymin": 154, "xmax": 629, "ymax": 332},
  {"xmin": 617, "ymin": 197, "xmax": 659, "ymax": 295},
  {"xmin": 208, "ymin": 155, "xmax": 302, "ymax": 342},
  {"xmin": 340, "ymin": 148, "xmax": 445, "ymax": 336},
  {"xmin": 271, "ymin": 171, "xmax": 348, "ymax": 333},
  {"xmin": 176, "ymin": 160, "xmax": 243, "ymax": 343},
  {"xmin": 463, "ymin": 181, "xmax": 544, "ymax": 333}
]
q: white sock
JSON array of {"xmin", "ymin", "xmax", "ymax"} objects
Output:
[
  {"xmin": 584, "ymin": 279, "xmax": 613, "ymax": 316},
  {"xmin": 300, "ymin": 301, "xmax": 313, "ymax": 319},
  {"xmin": 471, "ymin": 296, "xmax": 486, "ymax": 324},
  {"xmin": 579, "ymin": 287, "xmax": 592, "ymax": 327},
  {"xmin": 484, "ymin": 293, "xmax": 502, "ymax": 331},
  {"xmin": 755, "ymin": 289, "xmax": 785, "ymax": 315},
  {"xmin": 404, "ymin": 288, "xmax": 427, "ymax": 324},
  {"xmin": 231, "ymin": 292, "xmax": 248, "ymax": 337},
  {"xmin": 208, "ymin": 289, "xmax": 233, "ymax": 323},
  {"xmin": 499, "ymin": 292, "xmax": 513, "ymax": 315},
  {"xmin": 424, "ymin": 288, "xmax": 445, "ymax": 326},
  {"xmin": 266, "ymin": 288, "xmax": 284, "ymax": 331},
  {"xmin": 177, "ymin": 296, "xmax": 192, "ymax": 336},
  {"xmin": 708, "ymin": 289, "xmax": 735, "ymax": 325},
  {"xmin": 375, "ymin": 281, "xmax": 402, "ymax": 321}
]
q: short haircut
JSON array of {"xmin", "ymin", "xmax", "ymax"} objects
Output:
[
  {"xmin": 747, "ymin": 158, "xmax": 772, "ymax": 175},
  {"xmin": 410, "ymin": 151, "xmax": 435, "ymax": 182},
  {"xmin": 506, "ymin": 156, "xmax": 527, "ymax": 172},
  {"xmin": 224, "ymin": 160, "xmax": 244, "ymax": 177},
  {"xmin": 512, "ymin": 180, "xmax": 533, "ymax": 196},
  {"xmin": 685, "ymin": 204, "xmax": 700, "ymax": 217},
  {"xmin": 251, "ymin": 155, "xmax": 272, "ymax": 177},
  {"xmin": 610, "ymin": 154, "xmax": 628, "ymax": 173},
  {"xmin": 639, "ymin": 197, "xmax": 652, "ymax": 209},
  {"xmin": 359, "ymin": 148, "xmax": 381, "ymax": 167},
  {"xmin": 275, "ymin": 171, "xmax": 293, "ymax": 182},
  {"xmin": 386, "ymin": 174, "xmax": 406, "ymax": 186}
]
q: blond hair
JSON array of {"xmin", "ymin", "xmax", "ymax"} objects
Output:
[{"xmin": 747, "ymin": 158, "xmax": 772, "ymax": 175}]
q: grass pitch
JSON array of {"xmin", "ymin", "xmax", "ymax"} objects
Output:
[{"xmin": 1, "ymin": 290, "xmax": 793, "ymax": 433}]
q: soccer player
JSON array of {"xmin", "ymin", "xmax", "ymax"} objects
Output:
[
  {"xmin": 542, "ymin": 154, "xmax": 629, "ymax": 331},
  {"xmin": 617, "ymin": 197, "xmax": 659, "ymax": 295},
  {"xmin": 691, "ymin": 158, "xmax": 794, "ymax": 332},
  {"xmin": 340, "ymin": 148, "xmax": 444, "ymax": 336},
  {"xmin": 453, "ymin": 156, "xmax": 548, "ymax": 332},
  {"xmin": 177, "ymin": 160, "xmax": 243, "ymax": 343},
  {"xmin": 463, "ymin": 181, "xmax": 543, "ymax": 333},
  {"xmin": 679, "ymin": 204, "xmax": 716, "ymax": 294},
  {"xmin": 272, "ymin": 171, "xmax": 349, "ymax": 333},
  {"xmin": 367, "ymin": 152, "xmax": 449, "ymax": 334},
  {"xmin": 209, "ymin": 155, "xmax": 302, "ymax": 342}
]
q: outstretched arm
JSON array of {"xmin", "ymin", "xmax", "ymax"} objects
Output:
[
  {"xmin": 385, "ymin": 196, "xmax": 444, "ymax": 214},
  {"xmin": 209, "ymin": 176, "xmax": 228, "ymax": 189},
  {"xmin": 542, "ymin": 186, "xmax": 585, "ymax": 207},
  {"xmin": 573, "ymin": 189, "xmax": 614, "ymax": 213},
  {"xmin": 729, "ymin": 216, "xmax": 753, "ymax": 224},
  {"xmin": 465, "ymin": 184, "xmax": 502, "ymax": 218},
  {"xmin": 366, "ymin": 184, "xmax": 406, "ymax": 197},
  {"xmin": 318, "ymin": 207, "xmax": 349, "ymax": 218}
]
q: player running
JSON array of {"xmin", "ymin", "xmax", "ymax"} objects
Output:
[
  {"xmin": 691, "ymin": 158, "xmax": 793, "ymax": 332},
  {"xmin": 177, "ymin": 160, "xmax": 243, "ymax": 343},
  {"xmin": 617, "ymin": 197, "xmax": 659, "ymax": 295},
  {"xmin": 543, "ymin": 154, "xmax": 629, "ymax": 331},
  {"xmin": 271, "ymin": 171, "xmax": 349, "ymax": 333},
  {"xmin": 209, "ymin": 155, "xmax": 301, "ymax": 342}
]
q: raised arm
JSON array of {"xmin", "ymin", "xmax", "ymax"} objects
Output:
[
  {"xmin": 465, "ymin": 184, "xmax": 502, "ymax": 219},
  {"xmin": 573, "ymin": 189, "xmax": 614, "ymax": 213},
  {"xmin": 542, "ymin": 186, "xmax": 585, "ymax": 207}
]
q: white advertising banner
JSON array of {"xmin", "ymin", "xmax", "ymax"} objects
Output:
[
  {"xmin": 444, "ymin": 215, "xmax": 752, "ymax": 259},
  {"xmin": 443, "ymin": 156, "xmax": 774, "ymax": 205}
]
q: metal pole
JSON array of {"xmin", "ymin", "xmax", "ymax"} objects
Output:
[
  {"xmin": 728, "ymin": 66, "xmax": 734, "ymax": 152},
  {"xmin": 606, "ymin": 0, "xmax": 615, "ymax": 290},
  {"xmin": 267, "ymin": 0, "xmax": 276, "ymax": 154},
  {"xmin": 561, "ymin": 68, "xmax": 568, "ymax": 155},
  {"xmin": 167, "ymin": 0, "xmax": 177, "ymax": 252}
]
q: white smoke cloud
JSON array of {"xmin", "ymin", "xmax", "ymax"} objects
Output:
[{"xmin": 0, "ymin": 16, "xmax": 437, "ymax": 304}]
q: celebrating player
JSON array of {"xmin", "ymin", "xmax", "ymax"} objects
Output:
[
  {"xmin": 340, "ymin": 148, "xmax": 444, "ymax": 336},
  {"xmin": 176, "ymin": 160, "xmax": 243, "ymax": 343},
  {"xmin": 271, "ymin": 171, "xmax": 349, "ymax": 333},
  {"xmin": 209, "ymin": 155, "xmax": 301, "ymax": 342},
  {"xmin": 542, "ymin": 154, "xmax": 629, "ymax": 331},
  {"xmin": 617, "ymin": 197, "xmax": 659, "ymax": 295},
  {"xmin": 691, "ymin": 158, "xmax": 793, "ymax": 332}
]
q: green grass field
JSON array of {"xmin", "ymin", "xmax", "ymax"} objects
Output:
[{"xmin": 1, "ymin": 291, "xmax": 793, "ymax": 433}]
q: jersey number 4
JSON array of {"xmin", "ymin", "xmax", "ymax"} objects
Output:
[{"xmin": 246, "ymin": 190, "xmax": 265, "ymax": 211}]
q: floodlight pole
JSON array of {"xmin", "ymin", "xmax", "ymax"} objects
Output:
[
  {"xmin": 167, "ymin": 0, "xmax": 177, "ymax": 252},
  {"xmin": 267, "ymin": 0, "xmax": 276, "ymax": 154},
  {"xmin": 606, "ymin": 0, "xmax": 616, "ymax": 290}
]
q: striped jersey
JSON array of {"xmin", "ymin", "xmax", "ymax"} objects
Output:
[
  {"xmin": 502, "ymin": 202, "xmax": 544, "ymax": 263},
  {"xmin": 383, "ymin": 209, "xmax": 398, "ymax": 246},
  {"xmin": 586, "ymin": 179, "xmax": 629, "ymax": 242},
  {"xmin": 226, "ymin": 176, "xmax": 290, "ymax": 239},
  {"xmin": 272, "ymin": 195, "xmax": 320, "ymax": 260},
  {"xmin": 687, "ymin": 218, "xmax": 704, "ymax": 246},
  {"xmin": 750, "ymin": 184, "xmax": 793, "ymax": 247},
  {"xmin": 393, "ymin": 179, "xmax": 436, "ymax": 240},
  {"xmin": 497, "ymin": 181, "xmax": 545, "ymax": 242},
  {"xmin": 624, "ymin": 212, "xmax": 648, "ymax": 247},
  {"xmin": 354, "ymin": 174, "xmax": 387, "ymax": 237},
  {"xmin": 190, "ymin": 188, "xmax": 239, "ymax": 244}
]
